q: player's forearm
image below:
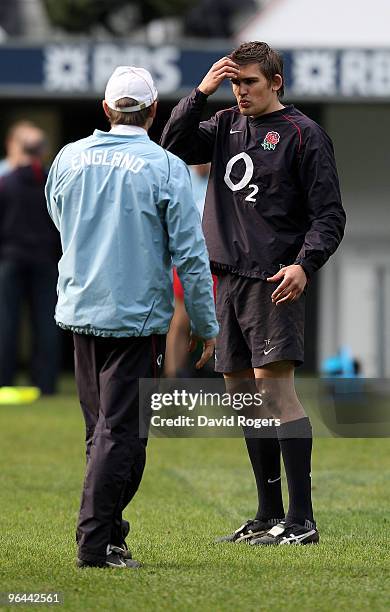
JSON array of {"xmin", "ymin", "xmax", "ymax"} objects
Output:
[
  {"xmin": 294, "ymin": 210, "xmax": 346, "ymax": 277},
  {"xmin": 160, "ymin": 89, "xmax": 212, "ymax": 164}
]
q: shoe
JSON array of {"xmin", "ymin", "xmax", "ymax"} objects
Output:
[
  {"xmin": 250, "ymin": 520, "xmax": 319, "ymax": 546},
  {"xmin": 106, "ymin": 545, "xmax": 129, "ymax": 567},
  {"xmin": 77, "ymin": 544, "xmax": 141, "ymax": 568},
  {"xmin": 215, "ymin": 518, "xmax": 282, "ymax": 543},
  {"xmin": 122, "ymin": 556, "xmax": 142, "ymax": 569},
  {"xmin": 76, "ymin": 558, "xmax": 106, "ymax": 568},
  {"xmin": 114, "ymin": 544, "xmax": 142, "ymax": 569}
]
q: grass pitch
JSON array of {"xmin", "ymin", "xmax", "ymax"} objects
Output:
[{"xmin": 0, "ymin": 380, "xmax": 389, "ymax": 611}]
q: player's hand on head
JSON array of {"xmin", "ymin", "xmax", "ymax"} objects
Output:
[
  {"xmin": 188, "ymin": 334, "xmax": 216, "ymax": 369},
  {"xmin": 267, "ymin": 264, "xmax": 307, "ymax": 305},
  {"xmin": 198, "ymin": 57, "xmax": 240, "ymax": 96}
]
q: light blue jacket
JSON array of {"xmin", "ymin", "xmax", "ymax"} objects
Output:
[{"xmin": 45, "ymin": 128, "xmax": 218, "ymax": 339}]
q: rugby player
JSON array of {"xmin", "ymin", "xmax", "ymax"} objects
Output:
[{"xmin": 161, "ymin": 42, "xmax": 346, "ymax": 545}]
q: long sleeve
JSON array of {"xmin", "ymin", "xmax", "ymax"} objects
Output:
[
  {"xmin": 161, "ymin": 88, "xmax": 217, "ymax": 165},
  {"xmin": 294, "ymin": 127, "xmax": 346, "ymax": 278},
  {"xmin": 45, "ymin": 150, "xmax": 63, "ymax": 231},
  {"xmin": 164, "ymin": 155, "xmax": 219, "ymax": 339}
]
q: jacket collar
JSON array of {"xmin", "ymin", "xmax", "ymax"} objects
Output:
[{"xmin": 109, "ymin": 125, "xmax": 147, "ymax": 136}]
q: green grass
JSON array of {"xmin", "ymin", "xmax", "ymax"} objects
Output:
[{"xmin": 0, "ymin": 380, "xmax": 389, "ymax": 611}]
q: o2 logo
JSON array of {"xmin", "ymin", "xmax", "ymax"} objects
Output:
[{"xmin": 224, "ymin": 152, "xmax": 259, "ymax": 204}]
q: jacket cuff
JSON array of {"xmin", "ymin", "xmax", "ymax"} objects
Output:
[
  {"xmin": 194, "ymin": 87, "xmax": 210, "ymax": 102},
  {"xmin": 294, "ymin": 260, "xmax": 314, "ymax": 280},
  {"xmin": 191, "ymin": 321, "xmax": 219, "ymax": 340}
]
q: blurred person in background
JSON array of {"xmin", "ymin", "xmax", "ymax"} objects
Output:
[
  {"xmin": 0, "ymin": 121, "xmax": 39, "ymax": 177},
  {"xmin": 165, "ymin": 163, "xmax": 213, "ymax": 378},
  {"xmin": 0, "ymin": 121, "xmax": 61, "ymax": 394}
]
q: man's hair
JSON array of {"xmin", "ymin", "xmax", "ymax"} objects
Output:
[
  {"xmin": 105, "ymin": 97, "xmax": 153, "ymax": 127},
  {"xmin": 230, "ymin": 41, "xmax": 284, "ymax": 99}
]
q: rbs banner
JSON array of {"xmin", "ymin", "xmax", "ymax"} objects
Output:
[{"xmin": 0, "ymin": 44, "xmax": 390, "ymax": 100}]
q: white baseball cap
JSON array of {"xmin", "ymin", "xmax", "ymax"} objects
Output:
[{"xmin": 104, "ymin": 66, "xmax": 158, "ymax": 113}]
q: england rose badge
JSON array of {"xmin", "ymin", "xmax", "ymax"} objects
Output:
[{"xmin": 261, "ymin": 131, "xmax": 280, "ymax": 150}]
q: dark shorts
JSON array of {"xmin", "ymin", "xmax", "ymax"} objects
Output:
[{"xmin": 215, "ymin": 273, "xmax": 305, "ymax": 373}]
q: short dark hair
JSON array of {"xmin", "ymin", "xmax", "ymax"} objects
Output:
[
  {"xmin": 230, "ymin": 41, "xmax": 284, "ymax": 99},
  {"xmin": 105, "ymin": 97, "xmax": 153, "ymax": 127}
]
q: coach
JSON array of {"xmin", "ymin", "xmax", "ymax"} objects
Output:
[{"xmin": 45, "ymin": 66, "xmax": 218, "ymax": 568}]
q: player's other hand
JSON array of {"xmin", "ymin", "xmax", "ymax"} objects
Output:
[
  {"xmin": 188, "ymin": 334, "xmax": 216, "ymax": 369},
  {"xmin": 267, "ymin": 264, "xmax": 307, "ymax": 305},
  {"xmin": 198, "ymin": 57, "xmax": 240, "ymax": 96}
]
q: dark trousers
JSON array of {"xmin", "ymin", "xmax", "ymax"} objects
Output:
[
  {"xmin": 0, "ymin": 259, "xmax": 61, "ymax": 393},
  {"xmin": 74, "ymin": 332, "xmax": 166, "ymax": 564}
]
